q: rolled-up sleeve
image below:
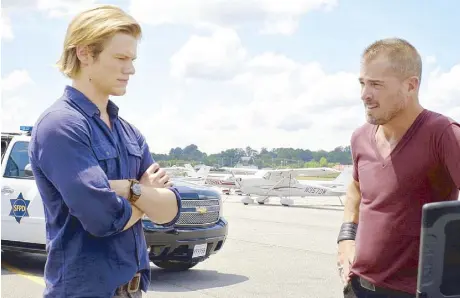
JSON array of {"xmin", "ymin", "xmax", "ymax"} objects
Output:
[{"xmin": 33, "ymin": 111, "xmax": 132, "ymax": 237}]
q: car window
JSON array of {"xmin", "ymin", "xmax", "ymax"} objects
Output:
[
  {"xmin": 1, "ymin": 139, "xmax": 8, "ymax": 161},
  {"xmin": 4, "ymin": 141, "xmax": 32, "ymax": 179}
]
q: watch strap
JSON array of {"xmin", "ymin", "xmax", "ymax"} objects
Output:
[{"xmin": 127, "ymin": 179, "xmax": 140, "ymax": 204}]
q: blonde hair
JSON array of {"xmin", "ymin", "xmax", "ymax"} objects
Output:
[
  {"xmin": 362, "ymin": 38, "xmax": 422, "ymax": 82},
  {"xmin": 56, "ymin": 5, "xmax": 142, "ymax": 79}
]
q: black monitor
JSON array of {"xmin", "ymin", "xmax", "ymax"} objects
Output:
[{"xmin": 417, "ymin": 199, "xmax": 460, "ymax": 298}]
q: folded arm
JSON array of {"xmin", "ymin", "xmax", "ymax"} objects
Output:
[
  {"xmin": 109, "ymin": 127, "xmax": 180, "ymax": 226},
  {"xmin": 109, "ymin": 179, "xmax": 181, "ymax": 226},
  {"xmin": 32, "ymin": 112, "xmax": 133, "ymax": 237}
]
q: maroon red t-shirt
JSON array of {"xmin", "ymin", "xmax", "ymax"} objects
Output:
[{"xmin": 349, "ymin": 109, "xmax": 460, "ymax": 294}]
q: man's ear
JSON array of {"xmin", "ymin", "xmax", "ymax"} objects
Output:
[
  {"xmin": 406, "ymin": 76, "xmax": 420, "ymax": 94},
  {"xmin": 75, "ymin": 45, "xmax": 92, "ymax": 66}
]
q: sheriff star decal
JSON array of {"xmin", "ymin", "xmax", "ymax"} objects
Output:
[{"xmin": 9, "ymin": 193, "xmax": 30, "ymax": 224}]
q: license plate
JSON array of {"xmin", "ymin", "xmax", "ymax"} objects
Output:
[{"xmin": 192, "ymin": 243, "xmax": 207, "ymax": 258}]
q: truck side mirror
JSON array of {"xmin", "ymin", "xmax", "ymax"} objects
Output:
[{"xmin": 24, "ymin": 164, "xmax": 34, "ymax": 177}]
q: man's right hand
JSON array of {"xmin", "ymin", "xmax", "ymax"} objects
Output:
[
  {"xmin": 140, "ymin": 163, "xmax": 173, "ymax": 188},
  {"xmin": 337, "ymin": 240, "xmax": 356, "ymax": 285}
]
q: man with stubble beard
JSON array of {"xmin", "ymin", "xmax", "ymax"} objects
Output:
[{"xmin": 336, "ymin": 38, "xmax": 460, "ymax": 298}]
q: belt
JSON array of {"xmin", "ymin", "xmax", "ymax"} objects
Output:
[
  {"xmin": 357, "ymin": 276, "xmax": 414, "ymax": 297},
  {"xmin": 116, "ymin": 272, "xmax": 141, "ymax": 294}
]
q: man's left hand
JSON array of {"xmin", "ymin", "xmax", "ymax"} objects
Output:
[{"xmin": 140, "ymin": 163, "xmax": 173, "ymax": 188}]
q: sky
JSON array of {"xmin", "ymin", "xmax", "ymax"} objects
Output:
[{"xmin": 2, "ymin": 0, "xmax": 459, "ymax": 155}]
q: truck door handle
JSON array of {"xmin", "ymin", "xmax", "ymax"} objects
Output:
[{"xmin": 1, "ymin": 186, "xmax": 15, "ymax": 195}]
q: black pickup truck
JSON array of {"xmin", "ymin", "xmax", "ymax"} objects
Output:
[{"xmin": 143, "ymin": 178, "xmax": 228, "ymax": 271}]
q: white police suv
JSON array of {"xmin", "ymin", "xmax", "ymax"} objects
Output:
[{"xmin": 1, "ymin": 126, "xmax": 228, "ymax": 271}]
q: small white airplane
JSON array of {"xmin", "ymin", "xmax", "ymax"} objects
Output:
[
  {"xmin": 205, "ymin": 174, "xmax": 237, "ymax": 190},
  {"xmin": 203, "ymin": 167, "xmax": 262, "ymax": 194},
  {"xmin": 204, "ymin": 173, "xmax": 252, "ymax": 194},
  {"xmin": 165, "ymin": 164, "xmax": 211, "ymax": 184},
  {"xmin": 169, "ymin": 165, "xmax": 249, "ymax": 191},
  {"xmin": 236, "ymin": 167, "xmax": 350, "ymax": 206}
]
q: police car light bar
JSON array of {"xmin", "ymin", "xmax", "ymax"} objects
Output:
[{"xmin": 20, "ymin": 126, "xmax": 33, "ymax": 132}]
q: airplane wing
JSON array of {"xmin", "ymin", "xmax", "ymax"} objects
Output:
[
  {"xmin": 223, "ymin": 167, "xmax": 260, "ymax": 175},
  {"xmin": 263, "ymin": 167, "xmax": 340, "ymax": 179}
]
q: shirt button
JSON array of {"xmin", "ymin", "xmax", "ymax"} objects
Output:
[{"xmin": 106, "ymin": 151, "xmax": 110, "ymax": 156}]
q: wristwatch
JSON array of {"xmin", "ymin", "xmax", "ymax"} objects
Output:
[{"xmin": 128, "ymin": 179, "xmax": 142, "ymax": 204}]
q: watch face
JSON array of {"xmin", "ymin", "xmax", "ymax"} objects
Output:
[{"xmin": 132, "ymin": 183, "xmax": 142, "ymax": 196}]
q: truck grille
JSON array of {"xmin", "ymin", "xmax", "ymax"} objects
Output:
[{"xmin": 177, "ymin": 199, "xmax": 220, "ymax": 226}]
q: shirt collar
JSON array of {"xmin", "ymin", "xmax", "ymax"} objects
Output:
[{"xmin": 64, "ymin": 85, "xmax": 119, "ymax": 118}]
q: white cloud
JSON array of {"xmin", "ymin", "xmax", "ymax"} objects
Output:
[
  {"xmin": 425, "ymin": 55, "xmax": 437, "ymax": 65},
  {"xmin": 421, "ymin": 63, "xmax": 460, "ymax": 118},
  {"xmin": 1, "ymin": 12, "xmax": 14, "ymax": 40},
  {"xmin": 1, "ymin": 70, "xmax": 37, "ymax": 132},
  {"xmin": 129, "ymin": 0, "xmax": 338, "ymax": 35},
  {"xmin": 142, "ymin": 29, "xmax": 366, "ymax": 153},
  {"xmin": 147, "ymin": 28, "xmax": 460, "ymax": 154},
  {"xmin": 1, "ymin": 0, "xmax": 37, "ymax": 9},
  {"xmin": 36, "ymin": 0, "xmax": 98, "ymax": 18},
  {"xmin": 2, "ymin": 0, "xmax": 99, "ymax": 17},
  {"xmin": 186, "ymin": 54, "xmax": 363, "ymax": 150},
  {"xmin": 1, "ymin": 0, "xmax": 99, "ymax": 42},
  {"xmin": 170, "ymin": 26, "xmax": 247, "ymax": 81},
  {"xmin": 2, "ymin": 95, "xmax": 39, "ymax": 129},
  {"xmin": 2, "ymin": 70, "xmax": 34, "ymax": 92},
  {"xmin": 2, "ymin": 1, "xmax": 458, "ymax": 156}
]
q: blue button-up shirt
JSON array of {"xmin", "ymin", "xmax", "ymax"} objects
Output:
[{"xmin": 29, "ymin": 85, "xmax": 167, "ymax": 297}]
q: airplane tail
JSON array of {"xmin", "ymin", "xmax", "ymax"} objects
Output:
[
  {"xmin": 196, "ymin": 165, "xmax": 211, "ymax": 179},
  {"xmin": 332, "ymin": 167, "xmax": 353, "ymax": 186},
  {"xmin": 184, "ymin": 164, "xmax": 197, "ymax": 177},
  {"xmin": 181, "ymin": 164, "xmax": 212, "ymax": 182}
]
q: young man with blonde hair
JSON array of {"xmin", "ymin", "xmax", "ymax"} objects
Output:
[
  {"xmin": 336, "ymin": 37, "xmax": 460, "ymax": 298},
  {"xmin": 29, "ymin": 5, "xmax": 181, "ymax": 298}
]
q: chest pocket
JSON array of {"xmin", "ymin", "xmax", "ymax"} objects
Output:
[
  {"xmin": 93, "ymin": 143, "xmax": 118, "ymax": 177},
  {"xmin": 126, "ymin": 142, "xmax": 142, "ymax": 179}
]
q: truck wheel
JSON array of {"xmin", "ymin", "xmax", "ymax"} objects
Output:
[{"xmin": 152, "ymin": 260, "xmax": 199, "ymax": 272}]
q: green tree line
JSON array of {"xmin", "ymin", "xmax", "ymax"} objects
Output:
[{"xmin": 152, "ymin": 145, "xmax": 352, "ymax": 169}]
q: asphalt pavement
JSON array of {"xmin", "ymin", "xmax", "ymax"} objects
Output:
[{"xmin": 1, "ymin": 194, "xmax": 346, "ymax": 298}]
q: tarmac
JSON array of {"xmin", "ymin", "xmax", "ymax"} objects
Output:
[{"xmin": 1, "ymin": 194, "xmax": 346, "ymax": 298}]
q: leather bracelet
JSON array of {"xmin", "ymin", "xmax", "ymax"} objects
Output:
[
  {"xmin": 337, "ymin": 222, "xmax": 358, "ymax": 244},
  {"xmin": 154, "ymin": 187, "xmax": 183, "ymax": 227}
]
